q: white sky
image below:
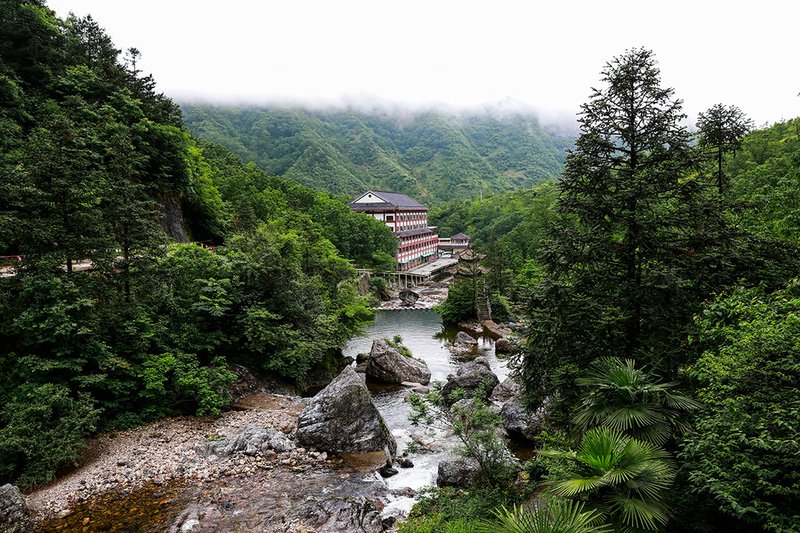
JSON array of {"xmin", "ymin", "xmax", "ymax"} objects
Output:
[{"xmin": 46, "ymin": 0, "xmax": 800, "ymax": 127}]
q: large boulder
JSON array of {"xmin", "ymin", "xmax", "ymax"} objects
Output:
[
  {"xmin": 451, "ymin": 331, "xmax": 480, "ymax": 357},
  {"xmin": 365, "ymin": 339, "xmax": 431, "ymax": 385},
  {"xmin": 454, "ymin": 331, "xmax": 478, "ymax": 345},
  {"xmin": 297, "ymin": 366, "xmax": 397, "ymax": 455},
  {"xmin": 436, "ymin": 457, "xmax": 481, "ymax": 488},
  {"xmin": 494, "ymin": 337, "xmax": 516, "ymax": 355},
  {"xmin": 441, "ymin": 357, "xmax": 499, "ymax": 406},
  {"xmin": 0, "ymin": 484, "xmax": 31, "ymax": 533},
  {"xmin": 196, "ymin": 427, "xmax": 295, "ymax": 458},
  {"xmin": 501, "ymin": 397, "xmax": 546, "ymax": 443},
  {"xmin": 491, "ymin": 377, "xmax": 521, "ymax": 403}
]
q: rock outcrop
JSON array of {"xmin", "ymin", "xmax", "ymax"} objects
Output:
[
  {"xmin": 436, "ymin": 457, "xmax": 480, "ymax": 488},
  {"xmin": 441, "ymin": 357, "xmax": 499, "ymax": 406},
  {"xmin": 399, "ymin": 289, "xmax": 420, "ymax": 306},
  {"xmin": 451, "ymin": 331, "xmax": 480, "ymax": 357},
  {"xmin": 501, "ymin": 397, "xmax": 547, "ymax": 443},
  {"xmin": 297, "ymin": 366, "xmax": 396, "ymax": 455},
  {"xmin": 0, "ymin": 484, "xmax": 31, "ymax": 533},
  {"xmin": 365, "ymin": 339, "xmax": 431, "ymax": 385},
  {"xmin": 196, "ymin": 427, "xmax": 295, "ymax": 459},
  {"xmin": 494, "ymin": 337, "xmax": 516, "ymax": 355},
  {"xmin": 491, "ymin": 377, "xmax": 521, "ymax": 403},
  {"xmin": 454, "ymin": 331, "xmax": 478, "ymax": 346}
]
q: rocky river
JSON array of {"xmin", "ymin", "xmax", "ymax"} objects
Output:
[{"xmin": 17, "ymin": 309, "xmax": 522, "ymax": 532}]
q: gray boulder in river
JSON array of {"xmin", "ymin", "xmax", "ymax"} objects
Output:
[
  {"xmin": 0, "ymin": 484, "xmax": 31, "ymax": 533},
  {"xmin": 297, "ymin": 366, "xmax": 397, "ymax": 455},
  {"xmin": 491, "ymin": 376, "xmax": 521, "ymax": 403},
  {"xmin": 195, "ymin": 427, "xmax": 295, "ymax": 458},
  {"xmin": 436, "ymin": 457, "xmax": 481, "ymax": 488},
  {"xmin": 365, "ymin": 339, "xmax": 431, "ymax": 385},
  {"xmin": 441, "ymin": 357, "xmax": 499, "ymax": 406},
  {"xmin": 454, "ymin": 331, "xmax": 478, "ymax": 345},
  {"xmin": 502, "ymin": 397, "xmax": 547, "ymax": 443}
]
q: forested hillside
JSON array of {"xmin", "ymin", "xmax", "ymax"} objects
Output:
[
  {"xmin": 0, "ymin": 0, "xmax": 394, "ymax": 489},
  {"xmin": 418, "ymin": 49, "xmax": 800, "ymax": 533},
  {"xmin": 181, "ymin": 105, "xmax": 573, "ymax": 203}
]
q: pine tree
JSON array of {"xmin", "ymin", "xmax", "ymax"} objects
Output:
[
  {"xmin": 521, "ymin": 49, "xmax": 734, "ymax": 414},
  {"xmin": 697, "ymin": 103, "xmax": 753, "ymax": 193}
]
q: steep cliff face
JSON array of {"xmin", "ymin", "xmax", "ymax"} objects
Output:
[{"xmin": 159, "ymin": 195, "xmax": 189, "ymax": 243}]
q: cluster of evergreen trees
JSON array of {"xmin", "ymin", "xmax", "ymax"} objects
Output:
[
  {"xmin": 0, "ymin": 0, "xmax": 396, "ymax": 488},
  {"xmin": 424, "ymin": 49, "xmax": 799, "ymax": 532}
]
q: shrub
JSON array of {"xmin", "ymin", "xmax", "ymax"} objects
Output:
[{"xmin": 0, "ymin": 383, "xmax": 100, "ymax": 489}]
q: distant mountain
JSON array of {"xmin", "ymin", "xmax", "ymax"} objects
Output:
[{"xmin": 181, "ymin": 105, "xmax": 573, "ymax": 204}]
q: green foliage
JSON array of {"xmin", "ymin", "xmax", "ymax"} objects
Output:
[
  {"xmin": 437, "ymin": 279, "xmax": 478, "ymax": 325},
  {"xmin": 430, "ymin": 182, "xmax": 561, "ymax": 276},
  {"xmin": 0, "ymin": 383, "xmax": 100, "ymax": 490},
  {"xmin": 0, "ymin": 2, "xmax": 383, "ymax": 489},
  {"xmin": 400, "ymin": 486, "xmax": 520, "ymax": 533},
  {"xmin": 196, "ymin": 140, "xmax": 397, "ymax": 269},
  {"xmin": 678, "ymin": 282, "xmax": 800, "ymax": 531},
  {"xmin": 478, "ymin": 500, "xmax": 612, "ymax": 533},
  {"xmin": 728, "ymin": 118, "xmax": 800, "ymax": 243},
  {"xmin": 386, "ymin": 337, "xmax": 413, "ymax": 358},
  {"xmin": 696, "ymin": 104, "xmax": 753, "ymax": 193},
  {"xmin": 540, "ymin": 427, "xmax": 676, "ymax": 532},
  {"xmin": 573, "ymin": 358, "xmax": 700, "ymax": 446},
  {"xmin": 182, "ymin": 105, "xmax": 572, "ymax": 204},
  {"xmin": 139, "ymin": 353, "xmax": 234, "ymax": 417},
  {"xmin": 517, "ymin": 49, "xmax": 794, "ymax": 419},
  {"xmin": 409, "ymin": 381, "xmax": 519, "ymax": 487}
]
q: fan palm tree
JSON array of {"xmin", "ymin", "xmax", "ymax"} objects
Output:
[
  {"xmin": 573, "ymin": 357, "xmax": 701, "ymax": 446},
  {"xmin": 540, "ymin": 427, "xmax": 676, "ymax": 532},
  {"xmin": 477, "ymin": 499, "xmax": 612, "ymax": 533}
]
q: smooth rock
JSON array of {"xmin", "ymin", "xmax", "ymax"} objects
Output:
[
  {"xmin": 501, "ymin": 397, "xmax": 546, "ymax": 443},
  {"xmin": 454, "ymin": 331, "xmax": 478, "ymax": 345},
  {"xmin": 297, "ymin": 366, "xmax": 397, "ymax": 455},
  {"xmin": 366, "ymin": 339, "xmax": 431, "ymax": 385},
  {"xmin": 436, "ymin": 457, "xmax": 480, "ymax": 488}
]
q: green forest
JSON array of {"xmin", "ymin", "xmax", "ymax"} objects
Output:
[
  {"xmin": 0, "ymin": 0, "xmax": 395, "ymax": 489},
  {"xmin": 1, "ymin": 1, "xmax": 799, "ymax": 532},
  {"xmin": 413, "ymin": 51, "xmax": 800, "ymax": 533},
  {"xmin": 181, "ymin": 104, "xmax": 572, "ymax": 204}
]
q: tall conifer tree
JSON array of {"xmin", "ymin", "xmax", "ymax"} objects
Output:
[{"xmin": 521, "ymin": 49, "xmax": 734, "ymax": 413}]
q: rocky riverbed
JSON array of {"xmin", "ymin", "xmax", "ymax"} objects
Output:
[{"xmin": 26, "ymin": 392, "xmax": 402, "ymax": 532}]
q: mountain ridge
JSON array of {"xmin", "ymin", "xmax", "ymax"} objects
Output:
[{"xmin": 181, "ymin": 104, "xmax": 573, "ymax": 204}]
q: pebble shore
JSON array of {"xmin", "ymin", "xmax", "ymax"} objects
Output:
[{"xmin": 26, "ymin": 393, "xmax": 318, "ymax": 522}]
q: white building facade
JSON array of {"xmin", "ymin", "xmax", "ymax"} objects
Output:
[{"xmin": 350, "ymin": 190, "xmax": 439, "ymax": 271}]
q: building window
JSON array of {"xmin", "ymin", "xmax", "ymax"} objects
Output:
[{"xmin": 386, "ymin": 215, "xmax": 394, "ymax": 221}]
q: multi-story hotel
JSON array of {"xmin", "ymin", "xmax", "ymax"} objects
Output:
[{"xmin": 349, "ymin": 190, "xmax": 439, "ymax": 271}]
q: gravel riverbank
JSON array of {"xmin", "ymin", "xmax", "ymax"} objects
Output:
[{"xmin": 26, "ymin": 392, "xmax": 396, "ymax": 531}]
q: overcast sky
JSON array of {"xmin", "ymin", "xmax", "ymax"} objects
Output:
[{"xmin": 46, "ymin": 0, "xmax": 799, "ymax": 127}]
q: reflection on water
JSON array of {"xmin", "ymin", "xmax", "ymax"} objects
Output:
[{"xmin": 342, "ymin": 309, "xmax": 513, "ymax": 499}]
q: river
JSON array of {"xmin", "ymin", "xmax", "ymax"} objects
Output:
[
  {"xmin": 29, "ymin": 309, "xmax": 511, "ymax": 531},
  {"xmin": 341, "ymin": 309, "xmax": 511, "ymax": 518}
]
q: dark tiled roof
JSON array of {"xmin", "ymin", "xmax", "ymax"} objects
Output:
[
  {"xmin": 451, "ymin": 233, "xmax": 470, "ymax": 240},
  {"xmin": 397, "ymin": 228, "xmax": 434, "ymax": 238},
  {"xmin": 350, "ymin": 190, "xmax": 427, "ymax": 210},
  {"xmin": 370, "ymin": 190, "xmax": 426, "ymax": 208}
]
